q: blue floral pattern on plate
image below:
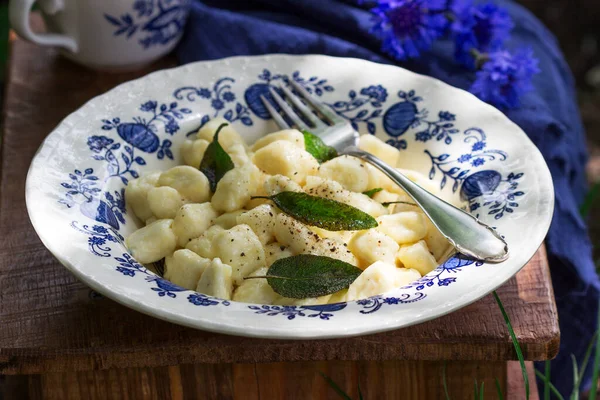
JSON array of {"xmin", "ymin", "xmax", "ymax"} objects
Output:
[
  {"xmin": 248, "ymin": 303, "xmax": 347, "ymax": 320},
  {"xmin": 328, "ymin": 85, "xmax": 387, "ymax": 134},
  {"xmin": 57, "ymin": 65, "xmax": 526, "ymax": 318},
  {"xmin": 60, "ymin": 168, "xmax": 127, "ymax": 230}
]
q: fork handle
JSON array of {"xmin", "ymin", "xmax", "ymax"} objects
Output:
[{"xmin": 343, "ymin": 147, "xmax": 509, "ymax": 262}]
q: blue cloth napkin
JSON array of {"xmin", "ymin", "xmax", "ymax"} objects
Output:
[{"xmin": 176, "ymin": 0, "xmax": 598, "ymax": 395}]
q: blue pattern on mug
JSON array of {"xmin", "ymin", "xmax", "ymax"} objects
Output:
[{"xmin": 105, "ymin": 0, "xmax": 190, "ymax": 49}]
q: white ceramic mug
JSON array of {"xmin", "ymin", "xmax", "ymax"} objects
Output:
[{"xmin": 9, "ymin": 0, "xmax": 191, "ymax": 70}]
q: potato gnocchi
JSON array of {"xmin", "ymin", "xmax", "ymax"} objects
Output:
[{"xmin": 124, "ymin": 119, "xmax": 453, "ymax": 305}]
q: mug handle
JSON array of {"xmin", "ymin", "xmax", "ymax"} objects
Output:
[{"xmin": 9, "ymin": 0, "xmax": 78, "ymax": 52}]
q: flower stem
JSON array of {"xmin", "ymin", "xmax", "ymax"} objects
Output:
[
  {"xmin": 470, "ymin": 48, "xmax": 490, "ymax": 69},
  {"xmin": 444, "ymin": 11, "xmax": 456, "ymax": 22}
]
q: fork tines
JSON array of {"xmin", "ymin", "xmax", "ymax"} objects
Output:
[{"xmin": 260, "ymin": 80, "xmax": 342, "ymax": 131}]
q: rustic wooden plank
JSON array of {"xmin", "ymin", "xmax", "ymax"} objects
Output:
[
  {"xmin": 0, "ymin": 248, "xmax": 558, "ymax": 373},
  {"xmin": 0, "ymin": 22, "xmax": 559, "ymax": 374},
  {"xmin": 4, "ymin": 360, "xmax": 526, "ymax": 400},
  {"xmin": 506, "ymin": 361, "xmax": 540, "ymax": 400}
]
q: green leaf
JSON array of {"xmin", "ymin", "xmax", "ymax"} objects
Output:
[
  {"xmin": 358, "ymin": 381, "xmax": 363, "ymax": 400},
  {"xmin": 535, "ymin": 370, "xmax": 565, "ymax": 400},
  {"xmin": 318, "ymin": 372, "xmax": 352, "ymax": 400},
  {"xmin": 494, "ymin": 291, "xmax": 529, "ymax": 400},
  {"xmin": 255, "ymin": 191, "xmax": 378, "ymax": 231},
  {"xmin": 479, "ymin": 382, "xmax": 485, "ymax": 400},
  {"xmin": 250, "ymin": 254, "xmax": 363, "ymax": 299},
  {"xmin": 303, "ymin": 130, "xmax": 338, "ymax": 163},
  {"xmin": 588, "ymin": 299, "xmax": 600, "ymax": 400},
  {"xmin": 580, "ymin": 181, "xmax": 600, "ymax": 218},
  {"xmin": 573, "ymin": 332, "xmax": 598, "ymax": 397},
  {"xmin": 544, "ymin": 360, "xmax": 551, "ymax": 400},
  {"xmin": 442, "ymin": 362, "xmax": 451, "ymax": 400},
  {"xmin": 362, "ymin": 188, "xmax": 383, "ymax": 198},
  {"xmin": 570, "ymin": 355, "xmax": 579, "ymax": 400},
  {"xmin": 381, "ymin": 200, "xmax": 418, "ymax": 208},
  {"xmin": 199, "ymin": 123, "xmax": 235, "ymax": 192},
  {"xmin": 495, "ymin": 377, "xmax": 504, "ymax": 400}
]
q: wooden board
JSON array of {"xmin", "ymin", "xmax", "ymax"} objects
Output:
[
  {"xmin": 0, "ymin": 24, "xmax": 560, "ymax": 375},
  {"xmin": 1, "ymin": 361, "xmax": 539, "ymax": 400}
]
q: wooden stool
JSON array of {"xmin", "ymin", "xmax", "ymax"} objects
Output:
[{"xmin": 0, "ymin": 20, "xmax": 557, "ymax": 399}]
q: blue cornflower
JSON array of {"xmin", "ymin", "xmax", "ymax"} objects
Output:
[
  {"xmin": 360, "ymin": 85, "xmax": 388, "ymax": 103},
  {"xmin": 369, "ymin": 0, "xmax": 448, "ymax": 60},
  {"xmin": 469, "ymin": 49, "xmax": 540, "ymax": 109},
  {"xmin": 451, "ymin": 1, "xmax": 514, "ymax": 68},
  {"xmin": 222, "ymin": 92, "xmax": 236, "ymax": 102}
]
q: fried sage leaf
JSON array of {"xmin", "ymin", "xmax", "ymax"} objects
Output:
[
  {"xmin": 247, "ymin": 254, "xmax": 362, "ymax": 299},
  {"xmin": 253, "ymin": 191, "xmax": 378, "ymax": 231},
  {"xmin": 199, "ymin": 123, "xmax": 235, "ymax": 192},
  {"xmin": 362, "ymin": 188, "xmax": 383, "ymax": 198},
  {"xmin": 381, "ymin": 200, "xmax": 418, "ymax": 208},
  {"xmin": 302, "ymin": 130, "xmax": 338, "ymax": 163}
]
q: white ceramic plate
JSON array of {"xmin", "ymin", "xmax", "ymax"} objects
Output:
[{"xmin": 26, "ymin": 55, "xmax": 554, "ymax": 339}]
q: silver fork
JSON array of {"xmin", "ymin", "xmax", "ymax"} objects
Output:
[{"xmin": 260, "ymin": 80, "xmax": 509, "ymax": 262}]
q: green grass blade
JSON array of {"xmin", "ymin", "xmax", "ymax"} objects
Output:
[
  {"xmin": 570, "ymin": 354, "xmax": 579, "ymax": 400},
  {"xmin": 544, "ymin": 360, "xmax": 551, "ymax": 400},
  {"xmin": 575, "ymin": 332, "xmax": 598, "ymax": 391},
  {"xmin": 479, "ymin": 382, "xmax": 485, "ymax": 400},
  {"xmin": 494, "ymin": 291, "xmax": 529, "ymax": 400},
  {"xmin": 588, "ymin": 300, "xmax": 600, "ymax": 400},
  {"xmin": 495, "ymin": 378, "xmax": 504, "ymax": 400},
  {"xmin": 318, "ymin": 372, "xmax": 352, "ymax": 400},
  {"xmin": 443, "ymin": 362, "xmax": 451, "ymax": 400},
  {"xmin": 535, "ymin": 370, "xmax": 565, "ymax": 400},
  {"xmin": 474, "ymin": 379, "xmax": 479, "ymax": 399},
  {"xmin": 580, "ymin": 182, "xmax": 600, "ymax": 218},
  {"xmin": 358, "ymin": 381, "xmax": 363, "ymax": 400}
]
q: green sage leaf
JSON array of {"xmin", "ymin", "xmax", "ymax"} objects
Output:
[
  {"xmin": 199, "ymin": 123, "xmax": 235, "ymax": 192},
  {"xmin": 362, "ymin": 188, "xmax": 383, "ymax": 198},
  {"xmin": 252, "ymin": 254, "xmax": 362, "ymax": 299},
  {"xmin": 381, "ymin": 200, "xmax": 418, "ymax": 208},
  {"xmin": 255, "ymin": 191, "xmax": 378, "ymax": 231},
  {"xmin": 302, "ymin": 130, "xmax": 338, "ymax": 163}
]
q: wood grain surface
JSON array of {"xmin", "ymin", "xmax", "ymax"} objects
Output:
[
  {"xmin": 0, "ymin": 25, "xmax": 559, "ymax": 375},
  {"xmin": 1, "ymin": 361, "xmax": 539, "ymax": 399}
]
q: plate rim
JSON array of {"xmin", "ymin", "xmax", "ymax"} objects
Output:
[{"xmin": 25, "ymin": 53, "xmax": 555, "ymax": 339}]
